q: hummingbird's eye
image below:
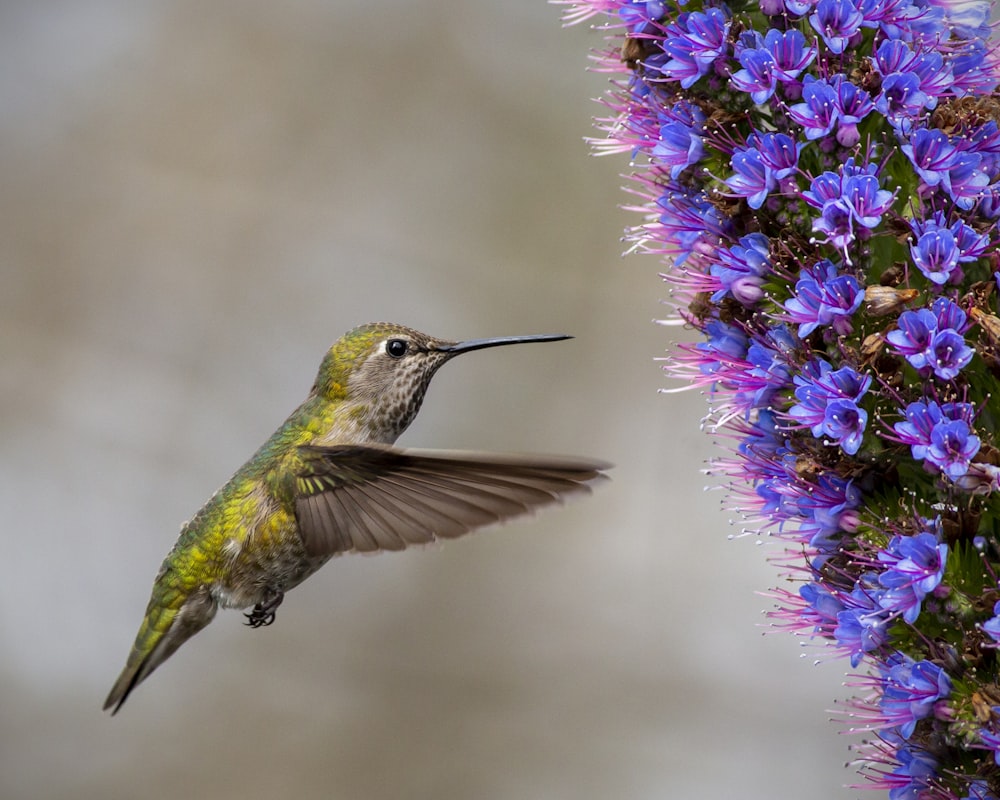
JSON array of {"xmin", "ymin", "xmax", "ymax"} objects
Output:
[{"xmin": 385, "ymin": 339, "xmax": 409, "ymax": 358}]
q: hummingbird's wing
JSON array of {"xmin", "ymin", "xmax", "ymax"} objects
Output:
[{"xmin": 292, "ymin": 444, "xmax": 610, "ymax": 557}]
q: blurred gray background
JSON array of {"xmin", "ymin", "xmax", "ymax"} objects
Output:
[{"xmin": 0, "ymin": 2, "xmax": 850, "ymax": 798}]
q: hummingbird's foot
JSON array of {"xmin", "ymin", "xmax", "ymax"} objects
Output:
[{"xmin": 244, "ymin": 588, "xmax": 284, "ymax": 628}]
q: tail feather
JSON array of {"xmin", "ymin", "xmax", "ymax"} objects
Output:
[{"xmin": 104, "ymin": 586, "xmax": 217, "ymax": 714}]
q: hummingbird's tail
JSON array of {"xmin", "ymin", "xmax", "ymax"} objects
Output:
[{"xmin": 103, "ymin": 585, "xmax": 217, "ymax": 714}]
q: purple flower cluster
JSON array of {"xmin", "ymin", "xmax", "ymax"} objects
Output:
[
  {"xmin": 802, "ymin": 159, "xmax": 895, "ymax": 254},
  {"xmin": 784, "ymin": 259, "xmax": 863, "ymax": 336},
  {"xmin": 878, "ymin": 654, "xmax": 952, "ymax": 738},
  {"xmin": 659, "ymin": 8, "xmax": 731, "ymax": 88},
  {"xmin": 886, "ymin": 298, "xmax": 974, "ymax": 381},
  {"xmin": 561, "ymin": 0, "xmax": 1000, "ymax": 796},
  {"xmin": 893, "ymin": 400, "xmax": 981, "ymax": 480},
  {"xmin": 877, "ymin": 531, "xmax": 948, "ymax": 623},
  {"xmin": 710, "ymin": 232, "xmax": 772, "ymax": 305},
  {"xmin": 788, "ymin": 358, "xmax": 870, "ymax": 454},
  {"xmin": 789, "ymin": 74, "xmax": 874, "ymax": 145},
  {"xmin": 730, "ymin": 28, "xmax": 816, "ymax": 102}
]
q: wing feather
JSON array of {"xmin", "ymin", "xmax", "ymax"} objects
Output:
[
  {"xmin": 340, "ymin": 481, "xmax": 411, "ymax": 551},
  {"xmin": 355, "ymin": 474, "xmax": 513, "ymax": 539},
  {"xmin": 293, "ymin": 444, "xmax": 609, "ymax": 557}
]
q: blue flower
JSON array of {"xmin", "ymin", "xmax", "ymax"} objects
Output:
[
  {"xmin": 741, "ymin": 327, "xmax": 795, "ymax": 408},
  {"xmin": 873, "ymin": 40, "xmax": 916, "ymax": 76},
  {"xmin": 981, "ymin": 726, "xmax": 1000, "ymax": 766},
  {"xmin": 835, "ymin": 590, "xmax": 889, "ymax": 667},
  {"xmin": 802, "ymin": 169, "xmax": 843, "ymax": 208},
  {"xmin": 731, "ymin": 45, "xmax": 777, "ymax": 104},
  {"xmin": 891, "ymin": 401, "xmax": 980, "ymax": 481},
  {"xmin": 952, "ymin": 39, "xmax": 1000, "ymax": 95},
  {"xmin": 892, "ymin": 402, "xmax": 940, "ymax": 460},
  {"xmin": 843, "ymin": 173, "xmax": 895, "ymax": 228},
  {"xmin": 886, "ymin": 745, "xmax": 937, "ymax": 800},
  {"xmin": 800, "ymin": 582, "xmax": 845, "ymax": 628},
  {"xmin": 903, "ymin": 4, "xmax": 947, "ymax": 46},
  {"xmin": 878, "ymin": 655, "xmax": 952, "ymax": 738},
  {"xmin": 783, "ymin": 0, "xmax": 815, "ymax": 15},
  {"xmin": 829, "ymin": 74, "xmax": 874, "ymax": 146},
  {"xmin": 805, "ymin": 174, "xmax": 855, "ymax": 245},
  {"xmin": 857, "ymin": 0, "xmax": 909, "ymax": 33},
  {"xmin": 815, "ymin": 202, "xmax": 858, "ymax": 251},
  {"xmin": 618, "ymin": 0, "xmax": 667, "ymax": 34},
  {"xmin": 909, "ymin": 52, "xmax": 953, "ymax": 110},
  {"xmin": 733, "ymin": 29, "xmax": 765, "ymax": 56},
  {"xmin": 784, "ymin": 260, "xmax": 864, "ymax": 337},
  {"xmin": 875, "ymin": 73, "xmax": 930, "ymax": 128},
  {"xmin": 809, "ymin": 0, "xmax": 864, "ymax": 54},
  {"xmin": 658, "ymin": 11, "xmax": 732, "ymax": 89},
  {"xmin": 789, "ymin": 76, "xmax": 839, "ymax": 140},
  {"xmin": 830, "ymin": 74, "xmax": 873, "ymax": 123},
  {"xmin": 927, "ymin": 418, "xmax": 981, "ymax": 479},
  {"xmin": 795, "ymin": 473, "xmax": 862, "ymax": 552},
  {"xmin": 877, "ymin": 532, "xmax": 947, "ymax": 624},
  {"xmin": 726, "ymin": 147, "xmax": 773, "ymax": 209},
  {"xmin": 766, "ymin": 28, "xmax": 817, "ymax": 82},
  {"xmin": 928, "ymin": 329, "xmax": 975, "ymax": 381},
  {"xmin": 871, "ymin": 41, "xmax": 946, "ymax": 128},
  {"xmin": 652, "ymin": 114, "xmax": 705, "ymax": 179},
  {"xmin": 910, "ymin": 228, "xmax": 959, "ymax": 285},
  {"xmin": 658, "ymin": 35, "xmax": 701, "ymax": 89},
  {"xmin": 750, "ymin": 132, "xmax": 802, "ymax": 180},
  {"xmin": 886, "ymin": 309, "xmax": 937, "ymax": 368},
  {"xmin": 939, "ymin": 0, "xmax": 991, "ymax": 40},
  {"xmin": 802, "ymin": 163, "xmax": 893, "ymax": 251},
  {"xmin": 966, "ymin": 121, "xmax": 1000, "ymax": 178},
  {"xmin": 930, "ymin": 295, "xmax": 969, "ymax": 332},
  {"xmin": 982, "ymin": 600, "xmax": 1000, "ymax": 644},
  {"xmin": 683, "ymin": 8, "xmax": 730, "ymax": 68},
  {"xmin": 962, "ymin": 779, "xmax": 997, "ymax": 800},
  {"xmin": 710, "ymin": 233, "xmax": 771, "ymax": 305},
  {"xmin": 944, "ymin": 153, "xmax": 991, "ymax": 211},
  {"xmin": 901, "ymin": 128, "xmax": 961, "ymax": 188},
  {"xmin": 788, "ymin": 357, "xmax": 871, "ymax": 453},
  {"xmin": 886, "ymin": 299, "xmax": 974, "ymax": 379},
  {"xmin": 823, "ymin": 398, "xmax": 868, "ymax": 455},
  {"xmin": 697, "ymin": 320, "xmax": 749, "ymax": 378},
  {"xmin": 655, "ymin": 187, "xmax": 724, "ymax": 265}
]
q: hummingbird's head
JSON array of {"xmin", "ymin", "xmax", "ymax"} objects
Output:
[{"xmin": 312, "ymin": 322, "xmax": 571, "ymax": 443}]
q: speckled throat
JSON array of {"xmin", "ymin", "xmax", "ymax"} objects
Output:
[{"xmin": 361, "ymin": 347, "xmax": 452, "ymax": 441}]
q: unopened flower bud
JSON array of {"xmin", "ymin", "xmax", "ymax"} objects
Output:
[
  {"xmin": 971, "ymin": 307, "xmax": 1000, "ymax": 344},
  {"xmin": 863, "ymin": 286, "xmax": 918, "ymax": 317}
]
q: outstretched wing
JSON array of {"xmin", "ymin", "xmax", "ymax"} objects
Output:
[{"xmin": 292, "ymin": 444, "xmax": 610, "ymax": 557}]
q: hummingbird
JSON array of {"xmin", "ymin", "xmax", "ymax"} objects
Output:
[{"xmin": 104, "ymin": 322, "xmax": 608, "ymax": 713}]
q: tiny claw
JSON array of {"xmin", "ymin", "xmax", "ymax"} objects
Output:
[
  {"xmin": 244, "ymin": 588, "xmax": 284, "ymax": 629},
  {"xmin": 244, "ymin": 607, "xmax": 276, "ymax": 628}
]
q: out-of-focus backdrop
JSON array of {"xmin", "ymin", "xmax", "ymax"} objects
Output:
[{"xmin": 1, "ymin": 2, "xmax": 850, "ymax": 798}]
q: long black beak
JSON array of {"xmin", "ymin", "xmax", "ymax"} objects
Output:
[{"xmin": 434, "ymin": 334, "xmax": 572, "ymax": 355}]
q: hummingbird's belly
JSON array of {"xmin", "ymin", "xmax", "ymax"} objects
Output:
[
  {"xmin": 215, "ymin": 541, "xmax": 331, "ymax": 609},
  {"xmin": 212, "ymin": 494, "xmax": 330, "ymax": 609}
]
